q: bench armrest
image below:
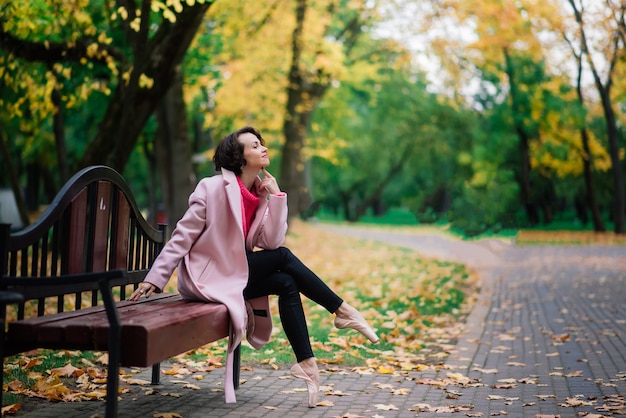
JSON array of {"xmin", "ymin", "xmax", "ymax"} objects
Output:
[
  {"xmin": 0, "ymin": 291, "xmax": 23, "ymax": 305},
  {"xmin": 0, "ymin": 269, "xmax": 146, "ymax": 300}
]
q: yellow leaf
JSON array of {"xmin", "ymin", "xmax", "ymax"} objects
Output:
[
  {"xmin": 130, "ymin": 18, "xmax": 141, "ymax": 32},
  {"xmin": 139, "ymin": 73, "xmax": 154, "ymax": 89},
  {"xmin": 152, "ymin": 414, "xmax": 183, "ymax": 418},
  {"xmin": 50, "ymin": 363, "xmax": 82, "ymax": 377},
  {"xmin": 377, "ymin": 365, "xmax": 395, "ymax": 374}
]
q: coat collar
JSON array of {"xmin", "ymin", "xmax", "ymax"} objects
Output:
[
  {"xmin": 222, "ymin": 169, "xmax": 243, "ymax": 233},
  {"xmin": 221, "ymin": 169, "xmax": 268, "ymax": 233}
]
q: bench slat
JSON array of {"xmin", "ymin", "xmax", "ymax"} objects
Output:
[{"xmin": 7, "ymin": 294, "xmax": 229, "ymax": 367}]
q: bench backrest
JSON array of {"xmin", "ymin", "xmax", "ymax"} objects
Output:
[{"xmin": 0, "ymin": 166, "xmax": 166, "ymax": 319}]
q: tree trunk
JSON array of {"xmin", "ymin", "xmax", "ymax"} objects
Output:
[
  {"xmin": 352, "ymin": 148, "xmax": 413, "ymax": 221},
  {"xmin": 155, "ymin": 70, "xmax": 195, "ymax": 236},
  {"xmin": 51, "ymin": 81, "xmax": 70, "ymax": 183},
  {"xmin": 281, "ymin": 0, "xmax": 311, "ymax": 219},
  {"xmin": 504, "ymin": 48, "xmax": 536, "ymax": 226},
  {"xmin": 580, "ymin": 128, "xmax": 605, "ymax": 231},
  {"xmin": 571, "ymin": 46, "xmax": 605, "ymax": 232},
  {"xmin": 568, "ymin": 0, "xmax": 625, "ymax": 233},
  {"xmin": 78, "ymin": 3, "xmax": 211, "ymax": 173},
  {"xmin": 599, "ymin": 93, "xmax": 625, "ymax": 233}
]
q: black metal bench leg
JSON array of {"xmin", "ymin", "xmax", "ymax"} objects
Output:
[
  {"xmin": 233, "ymin": 344, "xmax": 240, "ymax": 390},
  {"xmin": 100, "ymin": 281, "xmax": 121, "ymax": 418},
  {"xmin": 0, "ymin": 292, "xmax": 24, "ymax": 408},
  {"xmin": 151, "ymin": 363, "xmax": 160, "ymax": 385}
]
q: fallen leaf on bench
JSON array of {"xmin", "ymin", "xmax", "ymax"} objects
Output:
[
  {"xmin": 153, "ymin": 413, "xmax": 183, "ymax": 418},
  {"xmin": 49, "ymin": 363, "xmax": 83, "ymax": 378}
]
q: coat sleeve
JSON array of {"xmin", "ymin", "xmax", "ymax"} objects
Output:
[
  {"xmin": 144, "ymin": 179, "xmax": 210, "ymax": 292},
  {"xmin": 250, "ymin": 193, "xmax": 288, "ymax": 250}
]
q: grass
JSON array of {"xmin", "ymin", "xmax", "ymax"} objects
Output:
[{"xmin": 315, "ymin": 206, "xmax": 626, "ymax": 245}]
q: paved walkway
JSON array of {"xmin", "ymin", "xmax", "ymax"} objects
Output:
[{"xmin": 15, "ymin": 225, "xmax": 626, "ymax": 417}]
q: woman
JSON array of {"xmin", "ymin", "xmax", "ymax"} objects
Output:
[{"xmin": 129, "ymin": 126, "xmax": 378, "ymax": 407}]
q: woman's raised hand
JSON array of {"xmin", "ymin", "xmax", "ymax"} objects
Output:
[{"xmin": 261, "ymin": 168, "xmax": 281, "ymax": 194}]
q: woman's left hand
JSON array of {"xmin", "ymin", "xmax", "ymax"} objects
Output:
[
  {"xmin": 129, "ymin": 282, "xmax": 155, "ymax": 301},
  {"xmin": 261, "ymin": 168, "xmax": 281, "ymax": 194}
]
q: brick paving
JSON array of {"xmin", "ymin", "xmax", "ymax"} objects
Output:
[{"xmin": 12, "ymin": 225, "xmax": 626, "ymax": 417}]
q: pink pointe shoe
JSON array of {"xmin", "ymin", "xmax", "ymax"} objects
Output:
[
  {"xmin": 334, "ymin": 302, "xmax": 380, "ymax": 343},
  {"xmin": 290, "ymin": 358, "xmax": 319, "ymax": 407}
]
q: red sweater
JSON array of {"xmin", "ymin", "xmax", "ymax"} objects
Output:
[{"xmin": 237, "ymin": 176, "xmax": 260, "ymax": 237}]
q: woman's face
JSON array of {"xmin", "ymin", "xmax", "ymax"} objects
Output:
[{"xmin": 239, "ymin": 132, "xmax": 269, "ymax": 171}]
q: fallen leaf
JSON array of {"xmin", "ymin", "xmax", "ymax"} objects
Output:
[
  {"xmin": 50, "ymin": 363, "xmax": 83, "ymax": 377},
  {"xmin": 152, "ymin": 413, "xmax": 183, "ymax": 418},
  {"xmin": 1, "ymin": 404, "xmax": 21, "ymax": 415},
  {"xmin": 374, "ymin": 404, "xmax": 399, "ymax": 411}
]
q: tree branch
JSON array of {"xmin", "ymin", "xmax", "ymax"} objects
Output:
[{"xmin": 0, "ymin": 24, "xmax": 127, "ymax": 67}]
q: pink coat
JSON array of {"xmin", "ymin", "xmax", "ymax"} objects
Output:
[{"xmin": 144, "ymin": 168, "xmax": 288, "ymax": 402}]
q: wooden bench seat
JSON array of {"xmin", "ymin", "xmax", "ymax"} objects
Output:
[
  {"xmin": 0, "ymin": 166, "xmax": 238, "ymax": 418},
  {"xmin": 6, "ymin": 293, "xmax": 229, "ymax": 367}
]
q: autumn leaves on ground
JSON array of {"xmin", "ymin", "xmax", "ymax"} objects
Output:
[{"xmin": 1, "ymin": 220, "xmax": 479, "ymax": 415}]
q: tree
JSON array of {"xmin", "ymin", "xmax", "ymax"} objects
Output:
[
  {"xmin": 1, "ymin": 0, "xmax": 212, "ymax": 191},
  {"xmin": 564, "ymin": 0, "xmax": 625, "ymax": 233},
  {"xmin": 281, "ymin": 0, "xmax": 378, "ymax": 218}
]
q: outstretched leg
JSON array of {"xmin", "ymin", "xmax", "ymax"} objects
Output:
[
  {"xmin": 246, "ymin": 248, "xmax": 379, "ymax": 343},
  {"xmin": 246, "ymin": 247, "xmax": 343, "ymax": 312}
]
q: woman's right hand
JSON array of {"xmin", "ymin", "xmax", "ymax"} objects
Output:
[{"xmin": 129, "ymin": 282, "xmax": 156, "ymax": 301}]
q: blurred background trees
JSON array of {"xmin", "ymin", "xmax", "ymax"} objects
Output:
[{"xmin": 1, "ymin": 0, "xmax": 624, "ymax": 236}]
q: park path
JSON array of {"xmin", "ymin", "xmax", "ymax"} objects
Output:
[
  {"xmin": 318, "ymin": 224, "xmax": 626, "ymax": 417},
  {"xmin": 15, "ymin": 224, "xmax": 626, "ymax": 417}
]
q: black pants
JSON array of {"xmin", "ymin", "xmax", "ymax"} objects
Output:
[{"xmin": 244, "ymin": 247, "xmax": 343, "ymax": 362}]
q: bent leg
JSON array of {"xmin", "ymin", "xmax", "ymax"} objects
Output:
[{"xmin": 245, "ymin": 271, "xmax": 313, "ymax": 362}]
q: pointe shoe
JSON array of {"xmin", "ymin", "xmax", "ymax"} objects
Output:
[
  {"xmin": 334, "ymin": 302, "xmax": 380, "ymax": 343},
  {"xmin": 290, "ymin": 359, "xmax": 319, "ymax": 407}
]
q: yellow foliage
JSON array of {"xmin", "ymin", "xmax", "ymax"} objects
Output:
[{"xmin": 139, "ymin": 74, "xmax": 155, "ymax": 89}]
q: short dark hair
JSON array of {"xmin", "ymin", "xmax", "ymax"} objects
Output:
[{"xmin": 213, "ymin": 126, "xmax": 265, "ymax": 175}]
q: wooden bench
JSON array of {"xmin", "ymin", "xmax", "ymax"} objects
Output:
[{"xmin": 0, "ymin": 165, "xmax": 239, "ymax": 418}]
